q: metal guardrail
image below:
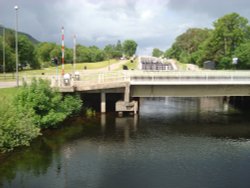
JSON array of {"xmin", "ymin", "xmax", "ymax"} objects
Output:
[
  {"xmin": 0, "ymin": 74, "xmax": 16, "ymax": 81},
  {"xmin": 48, "ymin": 70, "xmax": 250, "ymax": 87}
]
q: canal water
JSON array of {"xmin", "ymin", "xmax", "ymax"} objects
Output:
[{"xmin": 1, "ymin": 97, "xmax": 250, "ymax": 188}]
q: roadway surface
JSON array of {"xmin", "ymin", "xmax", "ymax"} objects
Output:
[{"xmin": 0, "ymin": 81, "xmax": 17, "ymax": 88}]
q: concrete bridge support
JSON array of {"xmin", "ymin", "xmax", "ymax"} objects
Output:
[
  {"xmin": 115, "ymin": 83, "xmax": 139, "ymax": 114},
  {"xmin": 101, "ymin": 91, "xmax": 106, "ymax": 113}
]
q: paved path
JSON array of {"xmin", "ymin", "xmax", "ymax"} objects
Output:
[
  {"xmin": 0, "ymin": 81, "xmax": 17, "ymax": 88},
  {"xmin": 79, "ymin": 60, "xmax": 127, "ymax": 73}
]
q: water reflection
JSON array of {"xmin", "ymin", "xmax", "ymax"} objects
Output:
[
  {"xmin": 1, "ymin": 97, "xmax": 250, "ymax": 188},
  {"xmin": 0, "ymin": 139, "xmax": 53, "ymax": 187}
]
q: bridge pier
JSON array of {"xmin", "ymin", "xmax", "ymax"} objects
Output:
[
  {"xmin": 115, "ymin": 83, "xmax": 139, "ymax": 114},
  {"xmin": 101, "ymin": 91, "xmax": 106, "ymax": 113}
]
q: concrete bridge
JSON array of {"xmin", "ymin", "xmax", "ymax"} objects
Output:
[{"xmin": 51, "ymin": 70, "xmax": 250, "ymax": 113}]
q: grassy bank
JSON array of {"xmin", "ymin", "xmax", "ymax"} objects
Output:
[
  {"xmin": 116, "ymin": 59, "xmax": 139, "ymax": 70},
  {"xmin": 0, "ymin": 60, "xmax": 117, "ymax": 81},
  {"xmin": 0, "ymin": 88, "xmax": 18, "ymax": 100}
]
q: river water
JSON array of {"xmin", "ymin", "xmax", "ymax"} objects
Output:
[{"xmin": 1, "ymin": 97, "xmax": 250, "ymax": 188}]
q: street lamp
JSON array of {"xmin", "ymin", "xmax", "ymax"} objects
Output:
[
  {"xmin": 73, "ymin": 35, "xmax": 76, "ymax": 76},
  {"xmin": 3, "ymin": 25, "xmax": 5, "ymax": 77},
  {"xmin": 1, "ymin": 24, "xmax": 5, "ymax": 77},
  {"xmin": 14, "ymin": 5, "xmax": 19, "ymax": 87}
]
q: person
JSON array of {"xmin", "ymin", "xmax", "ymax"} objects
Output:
[
  {"xmin": 75, "ymin": 71, "xmax": 80, "ymax": 80},
  {"xmin": 63, "ymin": 73, "xmax": 71, "ymax": 85}
]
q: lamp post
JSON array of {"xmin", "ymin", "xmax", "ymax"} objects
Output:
[
  {"xmin": 14, "ymin": 5, "xmax": 19, "ymax": 87},
  {"xmin": 73, "ymin": 35, "xmax": 76, "ymax": 77},
  {"xmin": 3, "ymin": 25, "xmax": 5, "ymax": 78},
  {"xmin": 1, "ymin": 24, "xmax": 5, "ymax": 77}
]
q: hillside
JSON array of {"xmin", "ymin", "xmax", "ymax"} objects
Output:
[{"xmin": 0, "ymin": 25, "xmax": 39, "ymax": 44}]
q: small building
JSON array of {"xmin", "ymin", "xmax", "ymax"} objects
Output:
[{"xmin": 203, "ymin": 61, "xmax": 215, "ymax": 70}]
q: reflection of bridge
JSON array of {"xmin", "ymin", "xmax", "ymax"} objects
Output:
[{"xmin": 51, "ymin": 70, "xmax": 250, "ymax": 113}]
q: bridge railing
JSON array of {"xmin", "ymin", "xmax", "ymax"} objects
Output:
[
  {"xmin": 126, "ymin": 70, "xmax": 250, "ymax": 83},
  {"xmin": 50, "ymin": 70, "xmax": 250, "ymax": 87}
]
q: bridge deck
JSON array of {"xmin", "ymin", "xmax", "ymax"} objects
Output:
[{"xmin": 48, "ymin": 70, "xmax": 250, "ymax": 94}]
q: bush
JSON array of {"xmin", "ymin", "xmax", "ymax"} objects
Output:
[
  {"xmin": 85, "ymin": 108, "xmax": 96, "ymax": 118},
  {"xmin": 0, "ymin": 79, "xmax": 83, "ymax": 152},
  {"xmin": 0, "ymin": 98, "xmax": 40, "ymax": 152},
  {"xmin": 14, "ymin": 78, "xmax": 82, "ymax": 129}
]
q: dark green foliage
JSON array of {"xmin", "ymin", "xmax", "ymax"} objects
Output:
[
  {"xmin": 18, "ymin": 35, "xmax": 40, "ymax": 69},
  {"xmin": 235, "ymin": 42, "xmax": 250, "ymax": 69},
  {"xmin": 199, "ymin": 13, "xmax": 250, "ymax": 68},
  {"xmin": 122, "ymin": 40, "xmax": 138, "ymax": 57},
  {"xmin": 0, "ymin": 98, "xmax": 40, "ymax": 152},
  {"xmin": 76, "ymin": 45, "xmax": 105, "ymax": 62},
  {"xmin": 0, "ymin": 80, "xmax": 82, "ymax": 152},
  {"xmin": 0, "ymin": 28, "xmax": 39, "ymax": 71},
  {"xmin": 14, "ymin": 79, "xmax": 82, "ymax": 129},
  {"xmin": 165, "ymin": 13, "xmax": 250, "ymax": 69},
  {"xmin": 165, "ymin": 28, "xmax": 211, "ymax": 64},
  {"xmin": 35, "ymin": 42, "xmax": 57, "ymax": 62},
  {"xmin": 1, "ymin": 25, "xmax": 137, "ymax": 69},
  {"xmin": 0, "ymin": 37, "xmax": 15, "ymax": 72},
  {"xmin": 152, "ymin": 48, "xmax": 164, "ymax": 57},
  {"xmin": 103, "ymin": 40, "xmax": 123, "ymax": 59}
]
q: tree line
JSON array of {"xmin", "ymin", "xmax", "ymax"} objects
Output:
[
  {"xmin": 0, "ymin": 28, "xmax": 137, "ymax": 72},
  {"xmin": 152, "ymin": 13, "xmax": 250, "ymax": 69}
]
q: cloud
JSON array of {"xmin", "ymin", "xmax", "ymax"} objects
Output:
[
  {"xmin": 167, "ymin": 0, "xmax": 250, "ymax": 19},
  {"xmin": 1, "ymin": 0, "xmax": 250, "ymax": 55}
]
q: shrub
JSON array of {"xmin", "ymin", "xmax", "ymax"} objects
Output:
[
  {"xmin": 14, "ymin": 78, "xmax": 82, "ymax": 129},
  {"xmin": 0, "ymin": 98, "xmax": 40, "ymax": 152}
]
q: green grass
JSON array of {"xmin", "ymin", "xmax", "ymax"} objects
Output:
[
  {"xmin": 116, "ymin": 59, "xmax": 139, "ymax": 70},
  {"xmin": 0, "ymin": 87, "xmax": 18, "ymax": 100},
  {"xmin": 175, "ymin": 61, "xmax": 187, "ymax": 70},
  {"xmin": 0, "ymin": 59, "xmax": 118, "ymax": 80}
]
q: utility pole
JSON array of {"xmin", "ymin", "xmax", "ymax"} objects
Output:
[
  {"xmin": 73, "ymin": 35, "xmax": 76, "ymax": 77},
  {"xmin": 61, "ymin": 26, "xmax": 65, "ymax": 75},
  {"xmin": 3, "ymin": 25, "xmax": 5, "ymax": 78},
  {"xmin": 14, "ymin": 5, "xmax": 19, "ymax": 87}
]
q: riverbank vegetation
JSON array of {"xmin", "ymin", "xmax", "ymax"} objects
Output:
[
  {"xmin": 165, "ymin": 13, "xmax": 250, "ymax": 69},
  {"xmin": 0, "ymin": 79, "xmax": 82, "ymax": 153}
]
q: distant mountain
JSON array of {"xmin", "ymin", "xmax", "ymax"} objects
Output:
[{"xmin": 0, "ymin": 25, "xmax": 40, "ymax": 44}]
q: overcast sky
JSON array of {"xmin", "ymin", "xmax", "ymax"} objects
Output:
[{"xmin": 1, "ymin": 0, "xmax": 250, "ymax": 55}]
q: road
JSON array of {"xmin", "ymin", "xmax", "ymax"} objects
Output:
[{"xmin": 0, "ymin": 81, "xmax": 17, "ymax": 88}]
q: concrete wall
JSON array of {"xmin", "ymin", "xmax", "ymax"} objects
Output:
[{"xmin": 131, "ymin": 85, "xmax": 250, "ymax": 97}]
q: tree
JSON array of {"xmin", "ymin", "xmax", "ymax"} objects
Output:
[
  {"xmin": 165, "ymin": 28, "xmax": 211, "ymax": 64},
  {"xmin": 235, "ymin": 42, "xmax": 250, "ymax": 69},
  {"xmin": 122, "ymin": 40, "xmax": 137, "ymax": 57},
  {"xmin": 152, "ymin": 48, "xmax": 164, "ymax": 57},
  {"xmin": 0, "ymin": 37, "xmax": 15, "ymax": 72},
  {"xmin": 76, "ymin": 45, "xmax": 90, "ymax": 62},
  {"xmin": 49, "ymin": 45, "xmax": 61, "ymax": 62},
  {"xmin": 104, "ymin": 44, "xmax": 115, "ymax": 59},
  {"xmin": 18, "ymin": 35, "xmax": 39, "ymax": 69},
  {"xmin": 200, "ymin": 13, "xmax": 250, "ymax": 68},
  {"xmin": 36, "ymin": 42, "xmax": 57, "ymax": 62},
  {"xmin": 88, "ymin": 46, "xmax": 105, "ymax": 62},
  {"xmin": 114, "ymin": 40, "xmax": 123, "ymax": 58},
  {"xmin": 103, "ymin": 40, "xmax": 123, "ymax": 59}
]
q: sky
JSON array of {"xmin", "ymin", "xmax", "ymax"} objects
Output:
[{"xmin": 1, "ymin": 0, "xmax": 250, "ymax": 55}]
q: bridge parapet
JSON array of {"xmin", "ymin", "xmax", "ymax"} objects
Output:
[
  {"xmin": 128, "ymin": 70, "xmax": 250, "ymax": 85},
  {"xmin": 49, "ymin": 70, "xmax": 250, "ymax": 91}
]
